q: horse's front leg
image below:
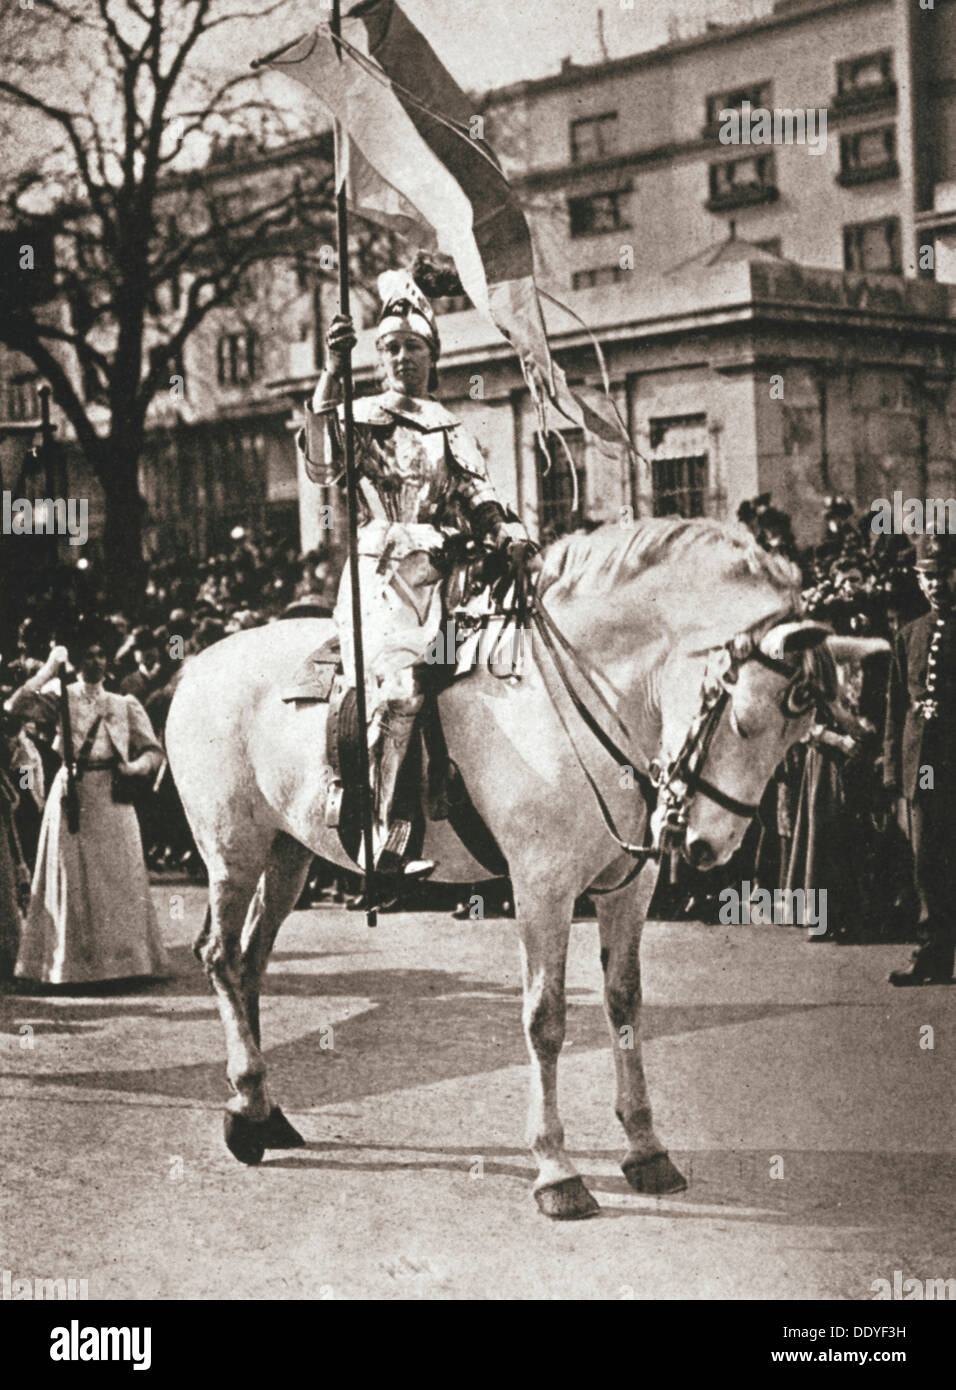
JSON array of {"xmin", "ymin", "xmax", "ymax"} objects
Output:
[
  {"xmin": 595, "ymin": 865, "xmax": 688, "ymax": 1195},
  {"xmin": 514, "ymin": 882, "xmax": 600, "ymax": 1220}
]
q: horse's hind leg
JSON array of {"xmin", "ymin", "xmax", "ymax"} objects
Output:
[
  {"xmin": 514, "ymin": 880, "xmax": 600, "ymax": 1220},
  {"xmin": 226, "ymin": 833, "xmax": 314, "ymax": 1153},
  {"xmin": 198, "ymin": 859, "xmax": 275, "ymax": 1162},
  {"xmin": 239, "ymin": 832, "xmax": 313, "ymax": 1049},
  {"xmin": 595, "ymin": 867, "xmax": 687, "ymax": 1196}
]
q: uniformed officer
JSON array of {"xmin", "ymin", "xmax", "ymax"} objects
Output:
[
  {"xmin": 883, "ymin": 531, "xmax": 956, "ymax": 985},
  {"xmin": 299, "ymin": 270, "xmax": 532, "ymax": 884}
]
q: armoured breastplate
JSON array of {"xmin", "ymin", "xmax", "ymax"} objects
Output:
[{"xmin": 362, "ymin": 424, "xmax": 451, "ymax": 525}]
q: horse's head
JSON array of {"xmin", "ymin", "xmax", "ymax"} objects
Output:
[{"xmin": 651, "ymin": 618, "xmax": 888, "ymax": 870}]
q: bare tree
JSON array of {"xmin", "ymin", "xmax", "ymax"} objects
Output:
[{"xmin": 0, "ymin": 0, "xmax": 392, "ymax": 604}]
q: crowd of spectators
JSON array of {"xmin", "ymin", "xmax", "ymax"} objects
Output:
[
  {"xmin": 679, "ymin": 491, "xmax": 929, "ymax": 941},
  {"xmin": 0, "ymin": 527, "xmax": 341, "ymax": 884}
]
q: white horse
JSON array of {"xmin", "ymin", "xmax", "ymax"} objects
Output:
[{"xmin": 165, "ymin": 517, "xmax": 883, "ymax": 1219}]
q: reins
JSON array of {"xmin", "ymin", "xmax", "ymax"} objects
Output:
[
  {"xmin": 519, "ymin": 580, "xmax": 805, "ymax": 892},
  {"xmin": 532, "ymin": 602, "xmax": 660, "ymax": 891}
]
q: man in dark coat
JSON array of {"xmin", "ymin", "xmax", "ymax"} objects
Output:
[{"xmin": 883, "ymin": 531, "xmax": 956, "ymax": 984}]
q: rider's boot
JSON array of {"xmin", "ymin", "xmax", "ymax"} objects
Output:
[{"xmin": 372, "ymin": 695, "xmax": 434, "ymax": 884}]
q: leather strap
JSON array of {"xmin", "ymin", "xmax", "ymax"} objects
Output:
[
  {"xmin": 73, "ymin": 715, "xmax": 104, "ymax": 779},
  {"xmin": 685, "ymin": 774, "xmax": 759, "ymax": 819},
  {"xmin": 533, "ymin": 606, "xmax": 660, "ymax": 887},
  {"xmin": 534, "ymin": 605, "xmax": 656, "ymax": 806}
]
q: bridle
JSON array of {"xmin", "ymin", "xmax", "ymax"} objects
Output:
[
  {"xmin": 531, "ymin": 599, "xmax": 821, "ymax": 888},
  {"xmin": 649, "ymin": 623, "xmax": 819, "ymax": 861}
]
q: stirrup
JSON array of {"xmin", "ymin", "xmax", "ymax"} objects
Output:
[{"xmin": 375, "ymin": 849, "xmax": 436, "ymax": 882}]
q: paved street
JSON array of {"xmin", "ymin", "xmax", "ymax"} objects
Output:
[{"xmin": 1, "ymin": 883, "xmax": 954, "ymax": 1300}]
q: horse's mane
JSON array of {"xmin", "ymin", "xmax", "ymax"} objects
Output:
[{"xmin": 537, "ymin": 517, "xmax": 801, "ymax": 603}]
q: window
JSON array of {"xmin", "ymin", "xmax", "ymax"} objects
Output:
[
  {"xmin": 570, "ymin": 113, "xmax": 617, "ymax": 163},
  {"xmin": 162, "ymin": 218, "xmax": 183, "ymax": 312},
  {"xmin": 705, "ymin": 82, "xmax": 771, "ymax": 129},
  {"xmin": 652, "ymin": 457, "xmax": 708, "ymax": 518},
  {"xmin": 836, "ymin": 51, "xmax": 894, "ymax": 102},
  {"xmin": 1, "ymin": 375, "xmax": 40, "ymax": 423},
  {"xmin": 707, "ymin": 154, "xmax": 778, "ymax": 211},
  {"xmin": 649, "ymin": 414, "xmax": 709, "ymax": 518},
  {"xmin": 843, "ymin": 217, "xmax": 901, "ymax": 274},
  {"xmin": 217, "ymin": 330, "xmax": 258, "ymax": 385},
  {"xmin": 536, "ymin": 430, "xmax": 586, "ymax": 539},
  {"xmin": 568, "ymin": 190, "xmax": 629, "ymax": 237},
  {"xmin": 572, "ymin": 265, "xmax": 626, "ymax": 290},
  {"xmin": 838, "ymin": 126, "xmax": 898, "ymax": 186}
]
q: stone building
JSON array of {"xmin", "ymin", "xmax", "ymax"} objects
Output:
[
  {"xmin": 8, "ymin": 0, "xmax": 956, "ymax": 567},
  {"xmin": 284, "ymin": 253, "xmax": 956, "ymax": 555},
  {"xmin": 275, "ymin": 0, "xmax": 956, "ymax": 553}
]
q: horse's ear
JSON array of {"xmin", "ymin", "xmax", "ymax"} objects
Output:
[
  {"xmin": 823, "ymin": 635, "xmax": 891, "ymax": 665},
  {"xmin": 760, "ymin": 621, "xmax": 830, "ymax": 662}
]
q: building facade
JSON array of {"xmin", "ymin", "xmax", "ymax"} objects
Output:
[
  {"xmin": 274, "ymin": 0, "xmax": 956, "ymax": 554},
  {"xmin": 7, "ymin": 0, "xmax": 956, "ymax": 569}
]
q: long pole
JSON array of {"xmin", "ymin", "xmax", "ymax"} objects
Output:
[
  {"xmin": 331, "ymin": 0, "xmax": 377, "ymax": 926},
  {"xmin": 37, "ymin": 384, "xmax": 58, "ymax": 592},
  {"xmin": 36, "ymin": 385, "xmax": 76, "ymax": 831},
  {"xmin": 59, "ymin": 663, "xmax": 79, "ymax": 835}
]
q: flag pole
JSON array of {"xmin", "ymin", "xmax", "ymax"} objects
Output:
[{"xmin": 331, "ymin": 0, "xmax": 377, "ymax": 927}]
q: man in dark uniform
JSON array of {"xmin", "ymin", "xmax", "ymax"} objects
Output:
[{"xmin": 883, "ymin": 531, "xmax": 956, "ymax": 985}]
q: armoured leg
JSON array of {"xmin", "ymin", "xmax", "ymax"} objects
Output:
[{"xmin": 373, "ymin": 693, "xmax": 424, "ymax": 862}]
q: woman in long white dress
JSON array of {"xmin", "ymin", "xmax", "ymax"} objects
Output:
[{"xmin": 6, "ymin": 623, "xmax": 170, "ymax": 986}]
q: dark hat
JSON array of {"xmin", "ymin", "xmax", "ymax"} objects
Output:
[
  {"xmin": 192, "ymin": 617, "xmax": 226, "ymax": 650},
  {"xmin": 73, "ymin": 614, "xmax": 121, "ymax": 659},
  {"xmin": 915, "ymin": 530, "xmax": 956, "ymax": 573}
]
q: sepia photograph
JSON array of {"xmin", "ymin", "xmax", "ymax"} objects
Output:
[{"xmin": 0, "ymin": 0, "xmax": 953, "ymax": 1346}]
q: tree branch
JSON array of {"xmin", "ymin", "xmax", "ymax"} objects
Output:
[
  {"xmin": 0, "ymin": 80, "xmax": 111, "ymax": 230},
  {"xmin": 0, "ymin": 319, "xmax": 102, "ymax": 466}
]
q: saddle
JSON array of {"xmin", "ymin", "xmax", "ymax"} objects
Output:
[
  {"xmin": 281, "ymin": 636, "xmax": 341, "ymax": 703},
  {"xmin": 280, "ymin": 635, "xmax": 507, "ymax": 877}
]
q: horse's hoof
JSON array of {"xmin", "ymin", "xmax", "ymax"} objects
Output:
[
  {"xmin": 223, "ymin": 1112, "xmax": 266, "ymax": 1166},
  {"xmin": 622, "ymin": 1151, "xmax": 687, "ymax": 1195},
  {"xmin": 534, "ymin": 1176, "xmax": 601, "ymax": 1220},
  {"xmin": 263, "ymin": 1106, "xmax": 306, "ymax": 1149}
]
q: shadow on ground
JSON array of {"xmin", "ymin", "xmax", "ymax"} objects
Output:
[
  {"xmin": 3, "ymin": 940, "xmax": 825, "ymax": 1109},
  {"xmin": 3, "ymin": 943, "xmax": 953, "ymax": 1246}
]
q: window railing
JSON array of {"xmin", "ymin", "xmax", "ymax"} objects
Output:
[{"xmin": 707, "ymin": 154, "xmax": 778, "ymax": 212}]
